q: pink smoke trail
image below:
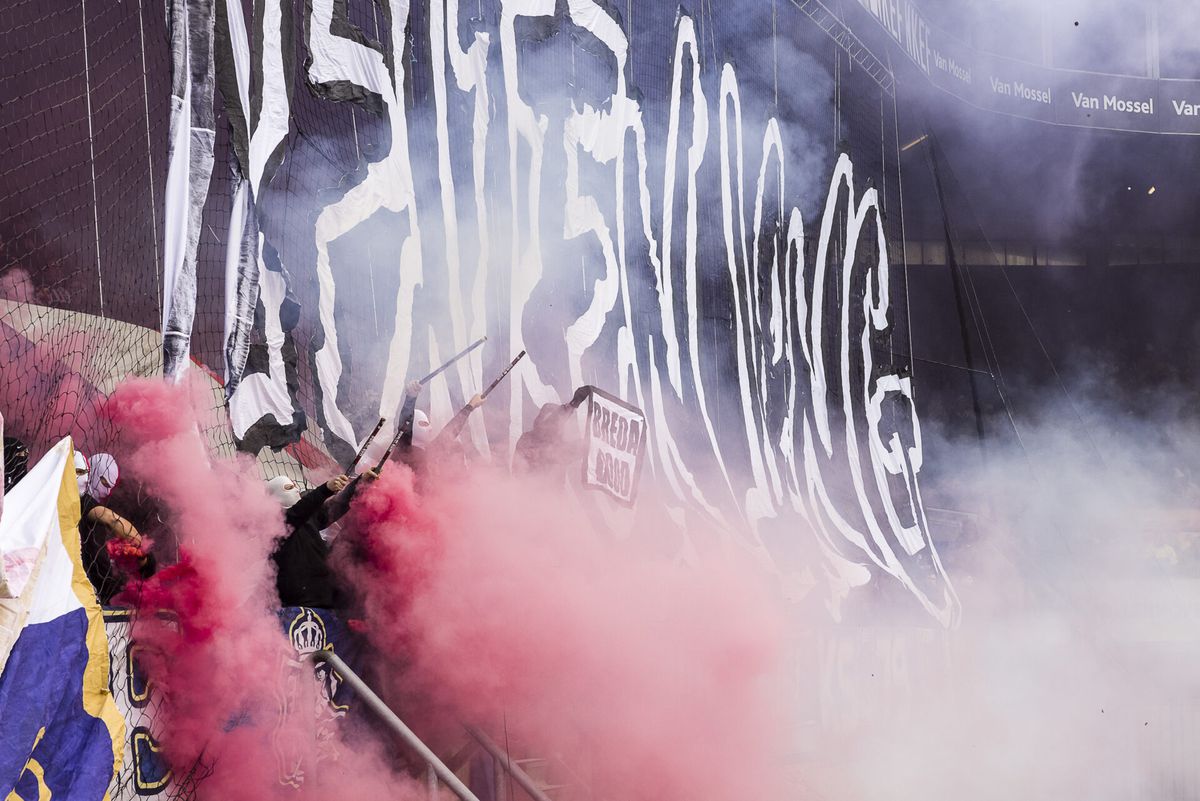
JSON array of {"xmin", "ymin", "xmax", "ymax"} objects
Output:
[
  {"xmin": 106, "ymin": 377, "xmax": 419, "ymax": 801},
  {"xmin": 338, "ymin": 465, "xmax": 790, "ymax": 801}
]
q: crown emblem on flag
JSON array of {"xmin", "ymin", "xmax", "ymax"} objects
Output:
[{"xmin": 288, "ymin": 610, "xmax": 327, "ymax": 656}]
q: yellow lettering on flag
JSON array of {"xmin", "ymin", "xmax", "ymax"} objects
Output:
[{"xmin": 4, "ymin": 727, "xmax": 51, "ymax": 801}]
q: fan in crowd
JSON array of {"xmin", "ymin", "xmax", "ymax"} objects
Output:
[
  {"xmin": 268, "ymin": 468, "xmax": 379, "ymax": 610},
  {"xmin": 76, "ymin": 452, "xmax": 156, "ymax": 605},
  {"xmin": 6, "ymin": 375, "xmax": 586, "ymax": 611},
  {"xmin": 513, "ymin": 385, "xmax": 591, "ymax": 476},
  {"xmin": 386, "ymin": 380, "xmax": 489, "ymax": 478}
]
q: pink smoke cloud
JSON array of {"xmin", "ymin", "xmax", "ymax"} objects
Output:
[
  {"xmin": 338, "ymin": 465, "xmax": 791, "ymax": 801},
  {"xmin": 106, "ymin": 377, "xmax": 420, "ymax": 801}
]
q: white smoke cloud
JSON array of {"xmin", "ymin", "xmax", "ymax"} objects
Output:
[{"xmin": 802, "ymin": 388, "xmax": 1200, "ymax": 798}]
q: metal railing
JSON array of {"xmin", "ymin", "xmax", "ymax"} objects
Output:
[
  {"xmin": 308, "ymin": 650, "xmax": 481, "ymax": 801},
  {"xmin": 308, "ymin": 651, "xmax": 573, "ymax": 801},
  {"xmin": 465, "ymin": 726, "xmax": 558, "ymax": 801}
]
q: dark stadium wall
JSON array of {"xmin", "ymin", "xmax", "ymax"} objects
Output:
[
  {"xmin": 881, "ymin": 16, "xmax": 1200, "ymax": 474},
  {"xmin": 907, "ymin": 261, "xmax": 1200, "ymax": 497},
  {"xmin": 0, "ymin": 1, "xmax": 168, "ymax": 328}
]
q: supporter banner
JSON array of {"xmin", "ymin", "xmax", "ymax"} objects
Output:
[
  {"xmin": 0, "ymin": 438, "xmax": 124, "ymax": 801},
  {"xmin": 849, "ymin": 0, "xmax": 1200, "ymax": 134},
  {"xmin": 98, "ymin": 607, "xmax": 359, "ymax": 801},
  {"xmin": 213, "ymin": 0, "xmax": 307, "ymax": 450},
  {"xmin": 276, "ymin": 606, "xmax": 360, "ymax": 715},
  {"xmin": 271, "ymin": 607, "xmax": 361, "ymax": 789},
  {"xmin": 102, "ymin": 609, "xmax": 177, "ymax": 801},
  {"xmin": 582, "ymin": 389, "xmax": 647, "ymax": 507}
]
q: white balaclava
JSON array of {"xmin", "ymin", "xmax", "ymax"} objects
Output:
[
  {"xmin": 74, "ymin": 451, "xmax": 90, "ymax": 496},
  {"xmin": 85, "ymin": 453, "xmax": 119, "ymax": 502},
  {"xmin": 412, "ymin": 410, "xmax": 433, "ymax": 449},
  {"xmin": 267, "ymin": 476, "xmax": 302, "ymax": 509}
]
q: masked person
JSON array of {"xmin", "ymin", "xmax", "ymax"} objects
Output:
[
  {"xmin": 513, "ymin": 386, "xmax": 591, "ymax": 476},
  {"xmin": 412, "ymin": 410, "xmax": 435, "ymax": 450},
  {"xmin": 269, "ymin": 469, "xmax": 377, "ymax": 609},
  {"xmin": 77, "ymin": 452, "xmax": 154, "ymax": 604},
  {"xmin": 388, "ymin": 380, "xmax": 431, "ymax": 466},
  {"xmin": 391, "ymin": 380, "xmax": 486, "ymax": 476},
  {"xmin": 74, "ymin": 451, "xmax": 90, "ymax": 495},
  {"xmin": 3, "ymin": 436, "xmax": 29, "ymax": 492},
  {"xmin": 422, "ymin": 393, "xmax": 486, "ymax": 475}
]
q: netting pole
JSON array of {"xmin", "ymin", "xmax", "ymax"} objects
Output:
[
  {"xmin": 773, "ymin": 0, "xmax": 779, "ymax": 107},
  {"xmin": 889, "ymin": 52, "xmax": 913, "ymax": 392},
  {"xmin": 80, "ymin": 0, "xmax": 106, "ymax": 318},
  {"xmin": 136, "ymin": 0, "xmax": 162, "ymax": 315}
]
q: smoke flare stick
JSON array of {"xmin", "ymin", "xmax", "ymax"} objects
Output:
[
  {"xmin": 373, "ymin": 340, "xmax": 488, "ymax": 476},
  {"xmin": 373, "ymin": 423, "xmax": 410, "ymax": 474},
  {"xmin": 348, "ymin": 417, "xmax": 386, "ymax": 472},
  {"xmin": 481, "ymin": 350, "xmax": 527, "ymax": 399},
  {"xmin": 419, "ymin": 336, "xmax": 487, "ymax": 385}
]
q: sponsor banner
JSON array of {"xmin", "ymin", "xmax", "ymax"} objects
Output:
[
  {"xmin": 850, "ymin": 0, "xmax": 1200, "ymax": 134},
  {"xmin": 1054, "ymin": 70, "xmax": 1159, "ymax": 132},
  {"xmin": 1155, "ymin": 79, "xmax": 1200, "ymax": 134},
  {"xmin": 971, "ymin": 52, "xmax": 1057, "ymax": 125},
  {"xmin": 582, "ymin": 389, "xmax": 647, "ymax": 507},
  {"xmin": 853, "ymin": 0, "xmax": 934, "ymax": 76},
  {"xmin": 925, "ymin": 25, "xmax": 976, "ymax": 97}
]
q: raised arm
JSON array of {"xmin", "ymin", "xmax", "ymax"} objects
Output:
[
  {"xmin": 317, "ymin": 469, "xmax": 378, "ymax": 528},
  {"xmin": 284, "ymin": 478, "xmax": 345, "ymax": 528},
  {"xmin": 433, "ymin": 394, "xmax": 484, "ymax": 448},
  {"xmin": 86, "ymin": 506, "xmax": 140, "ymax": 543}
]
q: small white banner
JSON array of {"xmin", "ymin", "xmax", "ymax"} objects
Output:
[{"xmin": 582, "ymin": 388, "xmax": 647, "ymax": 506}]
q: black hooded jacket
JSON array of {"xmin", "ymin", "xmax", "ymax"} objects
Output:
[
  {"xmin": 272, "ymin": 483, "xmax": 356, "ymax": 608},
  {"xmin": 78, "ymin": 494, "xmax": 157, "ymax": 606}
]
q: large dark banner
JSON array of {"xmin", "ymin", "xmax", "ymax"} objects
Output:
[
  {"xmin": 0, "ymin": 0, "xmax": 956, "ymax": 626},
  {"xmin": 153, "ymin": 0, "xmax": 957, "ymax": 625}
]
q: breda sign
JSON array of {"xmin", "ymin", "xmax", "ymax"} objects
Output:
[{"xmin": 582, "ymin": 388, "xmax": 648, "ymax": 506}]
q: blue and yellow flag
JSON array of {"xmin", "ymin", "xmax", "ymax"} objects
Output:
[{"xmin": 0, "ymin": 438, "xmax": 124, "ymax": 800}]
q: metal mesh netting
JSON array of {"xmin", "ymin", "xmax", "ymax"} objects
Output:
[
  {"xmin": 0, "ymin": 0, "xmax": 176, "ymax": 618},
  {"xmin": 0, "ymin": 1, "xmax": 163, "ymax": 326},
  {"xmin": 104, "ymin": 610, "xmax": 209, "ymax": 801},
  {"xmin": 1, "ymin": 6, "xmax": 301, "ymax": 795},
  {"xmin": 0, "ymin": 0, "xmax": 165, "ymax": 454},
  {"xmin": 0, "ymin": 0, "xmax": 315, "ymax": 569}
]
